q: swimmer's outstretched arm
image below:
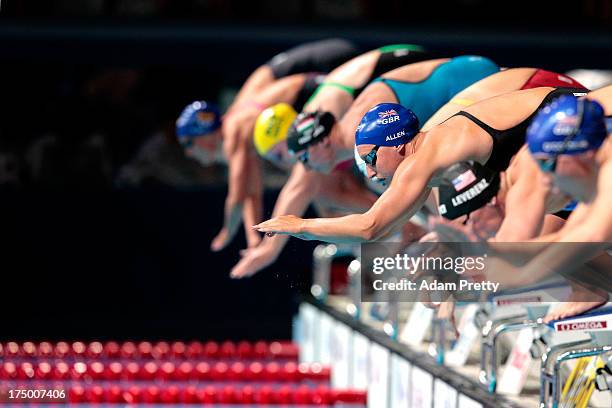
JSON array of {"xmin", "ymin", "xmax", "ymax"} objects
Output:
[
  {"xmin": 230, "ymin": 164, "xmax": 321, "ymax": 278},
  {"xmin": 254, "ymin": 125, "xmax": 477, "ymax": 242},
  {"xmin": 212, "ymin": 75, "xmax": 310, "ymax": 251},
  {"xmin": 231, "ymin": 165, "xmax": 379, "ymax": 277},
  {"xmin": 258, "ymin": 185, "xmax": 430, "ymax": 243}
]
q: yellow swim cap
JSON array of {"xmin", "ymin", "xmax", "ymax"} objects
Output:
[{"xmin": 253, "ymin": 103, "xmax": 297, "ymax": 157}]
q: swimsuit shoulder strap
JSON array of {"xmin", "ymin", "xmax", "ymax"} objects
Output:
[
  {"xmin": 451, "ymin": 111, "xmax": 499, "ymax": 138},
  {"xmin": 319, "ymin": 81, "xmax": 356, "ymax": 96},
  {"xmin": 304, "ymin": 81, "xmax": 356, "ymax": 107}
]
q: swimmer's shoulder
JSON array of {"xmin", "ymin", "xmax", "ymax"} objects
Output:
[{"xmin": 380, "ymin": 58, "xmax": 450, "ymax": 82}]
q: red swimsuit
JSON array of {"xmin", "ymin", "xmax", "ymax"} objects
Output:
[{"xmin": 520, "ymin": 69, "xmax": 586, "ymax": 90}]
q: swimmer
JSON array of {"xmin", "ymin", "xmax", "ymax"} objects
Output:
[
  {"xmin": 209, "ymin": 44, "xmax": 428, "ymax": 275},
  {"xmin": 177, "ymin": 40, "xmax": 359, "ymax": 251},
  {"xmin": 479, "ymin": 87, "xmax": 612, "ymax": 303},
  {"xmin": 434, "ymin": 149, "xmax": 572, "ymax": 243},
  {"xmin": 231, "ymin": 56, "xmax": 501, "ymax": 278},
  {"xmin": 240, "ymin": 67, "xmax": 583, "ymax": 278},
  {"xmin": 177, "ymin": 74, "xmax": 327, "ymax": 251},
  {"xmin": 253, "ymin": 79, "xmax": 587, "ymax": 244}
]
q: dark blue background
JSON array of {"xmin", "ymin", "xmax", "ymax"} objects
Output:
[{"xmin": 0, "ymin": 187, "xmax": 317, "ymax": 341}]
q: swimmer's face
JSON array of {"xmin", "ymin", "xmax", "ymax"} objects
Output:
[
  {"xmin": 183, "ymin": 129, "xmax": 223, "ymax": 166},
  {"xmin": 356, "ymin": 144, "xmax": 405, "ymax": 184},
  {"xmin": 264, "ymin": 142, "xmax": 293, "ymax": 170},
  {"xmin": 540, "ymin": 152, "xmax": 597, "ymax": 200},
  {"xmin": 299, "ymin": 139, "xmax": 335, "ymax": 174}
]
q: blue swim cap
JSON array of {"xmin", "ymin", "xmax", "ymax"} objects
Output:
[
  {"xmin": 176, "ymin": 101, "xmax": 221, "ymax": 141},
  {"xmin": 527, "ymin": 95, "xmax": 607, "ymax": 157},
  {"xmin": 355, "ymin": 103, "xmax": 419, "ymax": 147}
]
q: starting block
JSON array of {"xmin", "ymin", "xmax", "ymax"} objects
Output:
[
  {"xmin": 539, "ymin": 304, "xmax": 612, "ymax": 408},
  {"xmin": 478, "ymin": 281, "xmax": 571, "ymax": 393}
]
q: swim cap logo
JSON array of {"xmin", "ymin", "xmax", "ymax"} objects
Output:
[
  {"xmin": 265, "ymin": 115, "xmax": 281, "ymax": 138},
  {"xmin": 552, "ymin": 116, "xmax": 578, "ymax": 136},
  {"xmin": 313, "ymin": 125, "xmax": 326, "ymax": 138},
  {"xmin": 385, "ymin": 130, "xmax": 405, "ymax": 142},
  {"xmin": 542, "ymin": 140, "xmax": 589, "ymax": 153},
  {"xmin": 378, "ymin": 109, "xmax": 400, "ymax": 125},
  {"xmin": 452, "ymin": 170, "xmax": 477, "ymax": 191},
  {"xmin": 197, "ymin": 112, "xmax": 215, "ymax": 123},
  {"xmin": 451, "ymin": 179, "xmax": 490, "ymax": 207},
  {"xmin": 296, "ymin": 117, "xmax": 316, "ymax": 145}
]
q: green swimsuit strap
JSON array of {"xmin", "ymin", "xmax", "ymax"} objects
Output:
[
  {"xmin": 378, "ymin": 44, "xmax": 425, "ymax": 53},
  {"xmin": 305, "ymin": 81, "xmax": 356, "ymax": 106},
  {"xmin": 319, "ymin": 81, "xmax": 356, "ymax": 95}
]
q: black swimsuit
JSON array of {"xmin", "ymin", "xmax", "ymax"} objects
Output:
[
  {"xmin": 451, "ymin": 87, "xmax": 588, "ymax": 172},
  {"xmin": 266, "ymin": 38, "xmax": 359, "ymax": 79}
]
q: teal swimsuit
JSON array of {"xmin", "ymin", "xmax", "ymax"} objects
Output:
[{"xmin": 372, "ymin": 55, "xmax": 500, "ymax": 123}]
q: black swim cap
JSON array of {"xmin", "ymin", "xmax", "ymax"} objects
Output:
[
  {"xmin": 438, "ymin": 162, "xmax": 500, "ymax": 220},
  {"xmin": 286, "ymin": 111, "xmax": 336, "ymax": 154}
]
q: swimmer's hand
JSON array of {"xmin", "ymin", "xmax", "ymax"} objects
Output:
[
  {"xmin": 230, "ymin": 246, "xmax": 276, "ymax": 279},
  {"xmin": 253, "ymin": 215, "xmax": 312, "ymax": 240}
]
